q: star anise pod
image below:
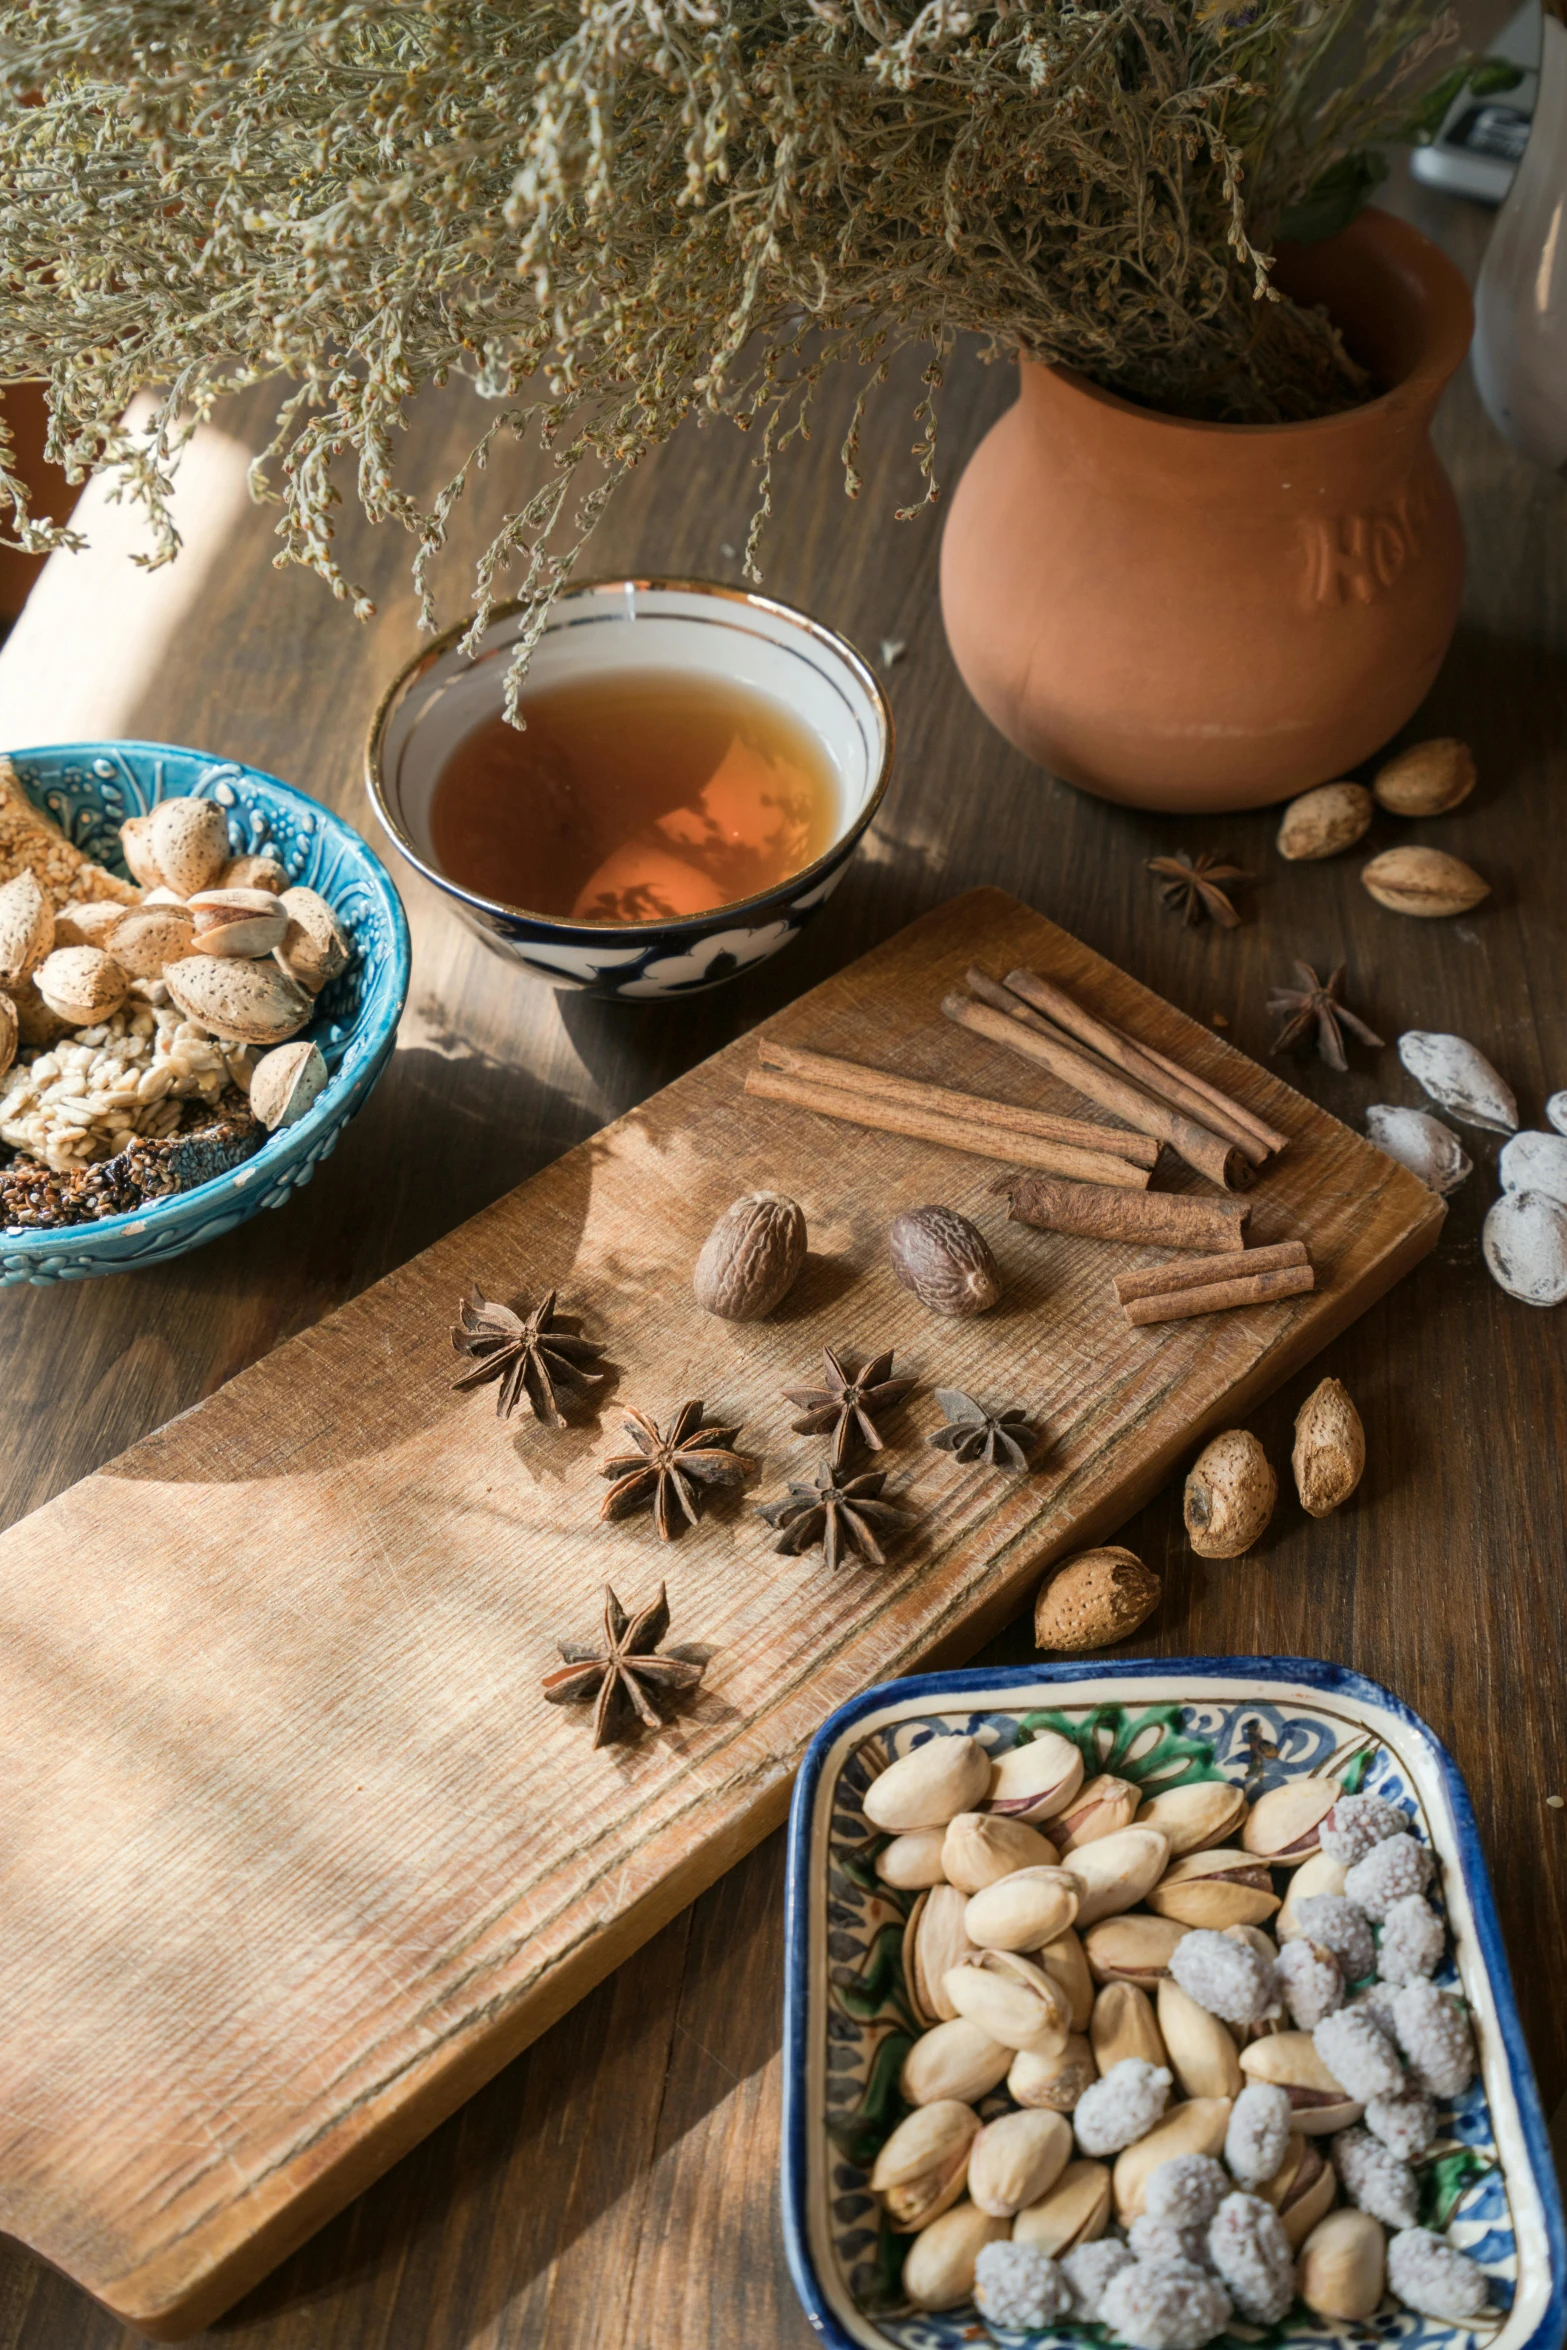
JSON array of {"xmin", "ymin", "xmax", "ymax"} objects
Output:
[
  {"xmin": 783, "ymin": 1345, "xmax": 916, "ymax": 1468},
  {"xmin": 927, "ymin": 1389, "xmax": 1040, "ymax": 1472},
  {"xmin": 1146, "ymin": 850, "xmax": 1254, "ymax": 929},
  {"xmin": 598, "ymin": 1400, "xmax": 750, "ymax": 1539},
  {"xmin": 541, "ymin": 1582, "xmax": 708, "ymax": 1748},
  {"xmin": 757, "ymin": 1462, "xmax": 918, "ymax": 1572},
  {"xmin": 1268, "ymin": 961, "xmax": 1384, "ymax": 1074},
  {"xmin": 451, "ymin": 1284, "xmax": 606, "ymax": 1425}
]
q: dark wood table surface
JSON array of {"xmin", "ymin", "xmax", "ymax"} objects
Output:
[{"xmin": 0, "ymin": 161, "xmax": 1562, "ymax": 2348}]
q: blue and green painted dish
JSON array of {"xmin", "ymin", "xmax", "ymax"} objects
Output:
[
  {"xmin": 782, "ymin": 1658, "xmax": 1564, "ymax": 2350},
  {"xmin": 1, "ymin": 741, "xmax": 409, "ymax": 1284}
]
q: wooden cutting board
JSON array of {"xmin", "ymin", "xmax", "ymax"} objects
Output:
[{"xmin": 0, "ymin": 888, "xmax": 1442, "ymax": 2337}]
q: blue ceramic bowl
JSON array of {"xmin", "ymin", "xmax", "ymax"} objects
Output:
[
  {"xmin": 784, "ymin": 1656, "xmax": 1564, "ymax": 2350},
  {"xmin": 366, "ymin": 579, "xmax": 894, "ymax": 999},
  {"xmin": 1, "ymin": 741, "xmax": 409, "ymax": 1285}
]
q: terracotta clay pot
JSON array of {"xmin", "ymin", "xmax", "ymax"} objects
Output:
[{"xmin": 939, "ymin": 209, "xmax": 1473, "ymax": 812}]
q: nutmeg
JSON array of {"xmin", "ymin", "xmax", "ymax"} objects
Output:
[
  {"xmin": 1184, "ymin": 1429, "xmax": 1275, "ymax": 1558},
  {"xmin": 889, "ymin": 1204, "xmax": 1002, "ymax": 1317},
  {"xmin": 1276, "ymin": 781, "xmax": 1373, "ymax": 863},
  {"xmin": 1361, "ymin": 846, "xmax": 1488, "ymax": 918},
  {"xmin": 693, "ymin": 1190, "xmax": 808, "ymax": 1320},
  {"xmin": 1372, "ymin": 737, "xmax": 1476, "ymax": 817},
  {"xmin": 1291, "ymin": 1377, "xmax": 1365, "ymax": 1518},
  {"xmin": 1035, "ymin": 1548, "xmax": 1161, "ymax": 1652}
]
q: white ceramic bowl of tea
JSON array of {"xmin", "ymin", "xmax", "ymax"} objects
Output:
[{"xmin": 366, "ymin": 578, "xmax": 894, "ymax": 998}]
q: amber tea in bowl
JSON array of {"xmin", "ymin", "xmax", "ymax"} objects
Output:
[{"xmin": 368, "ymin": 579, "xmax": 893, "ymax": 999}]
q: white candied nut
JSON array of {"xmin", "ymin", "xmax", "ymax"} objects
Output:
[
  {"xmin": 1397, "ymin": 1031, "xmax": 1517, "ymax": 1133},
  {"xmin": 1318, "ymin": 1793, "xmax": 1407, "ymax": 1867},
  {"xmin": 1365, "ymin": 1104, "xmax": 1472, "ymax": 1195},
  {"xmin": 973, "ymin": 2240, "xmax": 1072, "ymax": 2330},
  {"xmin": 1206, "ymin": 2191, "xmax": 1296, "ymax": 2324},
  {"xmin": 1392, "ymin": 1980, "xmax": 1476, "ymax": 2098},
  {"xmin": 1386, "ymin": 2227, "xmax": 1490, "ymax": 2321},
  {"xmin": 1342, "ymin": 1834, "xmax": 1435, "ymax": 1921},
  {"xmin": 1312, "ymin": 2009, "xmax": 1405, "ymax": 2102},
  {"xmin": 1294, "ymin": 1893, "xmax": 1375, "ymax": 1981},
  {"xmin": 1168, "ymin": 1929, "xmax": 1272, "ymax": 2026},
  {"xmin": 1129, "ymin": 2214, "xmax": 1211, "ymax": 2268},
  {"xmin": 1364, "ymin": 2088, "xmax": 1438, "ymax": 2159},
  {"xmin": 1073, "ymin": 2059, "xmax": 1172, "ymax": 2157},
  {"xmin": 1100, "ymin": 2258, "xmax": 1233, "ymax": 2350},
  {"xmin": 1275, "ymin": 1938, "xmax": 1344, "ymax": 2029},
  {"xmin": 1225, "ymin": 2082, "xmax": 1293, "ymax": 2189},
  {"xmin": 1144, "ymin": 2154, "xmax": 1229, "ymax": 2230},
  {"xmin": 1483, "ymin": 1190, "xmax": 1567, "ymax": 1308},
  {"xmin": 1060, "ymin": 2237, "xmax": 1135, "ymax": 2319},
  {"xmin": 1376, "ymin": 1895, "xmax": 1445, "ymax": 1987},
  {"xmin": 1332, "ymin": 2126, "xmax": 1420, "ymax": 2227},
  {"xmin": 1499, "ymin": 1130, "xmax": 1567, "ymax": 1206}
]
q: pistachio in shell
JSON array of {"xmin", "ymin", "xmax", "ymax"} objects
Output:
[
  {"xmin": 969, "ymin": 2107, "xmax": 1073, "ymax": 2219},
  {"xmin": 943, "ymin": 1948, "xmax": 1073, "ymax": 2053},
  {"xmin": 1135, "ymin": 1781, "xmax": 1248, "ymax": 1857},
  {"xmin": 942, "ymin": 1811, "xmax": 1059, "ymax": 1894},
  {"xmin": 1082, "ymin": 1913, "xmax": 1190, "ymax": 1990},
  {"xmin": 864, "ymin": 1733, "xmax": 991, "ymax": 1833},
  {"xmin": 1054, "ymin": 1774, "xmax": 1140, "ymax": 1852},
  {"xmin": 1111, "ymin": 2096, "xmax": 1232, "ymax": 2220},
  {"xmin": 1243, "ymin": 1779, "xmax": 1339, "ymax": 1867},
  {"xmin": 875, "ymin": 1827, "xmax": 949, "ymax": 1891},
  {"xmin": 1240, "ymin": 2030, "xmax": 1362, "ymax": 2134},
  {"xmin": 900, "ymin": 2017, "xmax": 1013, "ymax": 2108},
  {"xmin": 693, "ymin": 1190, "xmax": 807, "ymax": 1320},
  {"xmin": 902, "ymin": 2201, "xmax": 1009, "ymax": 2310},
  {"xmin": 1276, "ymin": 1850, "xmax": 1350, "ymax": 1940},
  {"xmin": 1276, "ymin": 780, "xmax": 1374, "ymax": 862},
  {"xmin": 1300, "ymin": 2206, "xmax": 1387, "ymax": 2318},
  {"xmin": 964, "ymin": 1865, "xmax": 1082, "ymax": 1954},
  {"xmin": 1372, "ymin": 737, "xmax": 1476, "ymax": 818},
  {"xmin": 1009, "ymin": 2033, "xmax": 1096, "ymax": 2113},
  {"xmin": 888, "ymin": 1203, "xmax": 1003, "ymax": 1317},
  {"xmin": 1034, "ymin": 1547, "xmax": 1160, "ymax": 1652},
  {"xmin": 905, "ymin": 1884, "xmax": 979, "ymax": 2024},
  {"xmin": 1146, "ymin": 1847, "xmax": 1281, "ymax": 1928},
  {"xmin": 1263, "ymin": 2133, "xmax": 1340, "ymax": 2247},
  {"xmin": 983, "ymin": 1731, "xmax": 1084, "ymax": 1824},
  {"xmin": 1066, "ymin": 1825, "xmax": 1171, "ymax": 1927},
  {"xmin": 250, "ymin": 1040, "xmax": 328, "ymax": 1132},
  {"xmin": 1184, "ymin": 1429, "xmax": 1276, "ymax": 1559},
  {"xmin": 1090, "ymin": 1980, "xmax": 1168, "ymax": 2075},
  {"xmin": 1040, "ymin": 1929, "xmax": 1095, "ymax": 2033},
  {"xmin": 1293, "ymin": 1377, "xmax": 1366, "ymax": 1517},
  {"xmin": 870, "ymin": 2100, "xmax": 981, "ymax": 2231},
  {"xmin": 1157, "ymin": 1976, "xmax": 1243, "ymax": 2100},
  {"xmin": 1013, "ymin": 2158, "xmax": 1112, "ymax": 2255}
]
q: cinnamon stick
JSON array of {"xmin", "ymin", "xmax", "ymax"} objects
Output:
[
  {"xmin": 1108, "ymin": 1029, "xmax": 1288, "ymax": 1158},
  {"xmin": 947, "ymin": 984, "xmax": 1252, "ymax": 1192},
  {"xmin": 745, "ymin": 1070, "xmax": 1153, "ymax": 1186},
  {"xmin": 1002, "ymin": 968, "xmax": 1274, "ymax": 1167},
  {"xmin": 996, "ymin": 1172, "xmax": 1251, "ymax": 1251},
  {"xmin": 1124, "ymin": 1263, "xmax": 1316, "ymax": 1326},
  {"xmin": 754, "ymin": 1039, "xmax": 1160, "ymax": 1166},
  {"xmin": 1113, "ymin": 1239, "xmax": 1309, "ymax": 1304}
]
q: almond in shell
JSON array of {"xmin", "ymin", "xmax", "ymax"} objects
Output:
[
  {"xmin": 250, "ymin": 1039, "xmax": 328, "ymax": 1131},
  {"xmin": 1372, "ymin": 737, "xmax": 1476, "ymax": 817},
  {"xmin": 0, "ymin": 988, "xmax": 15, "ymax": 1079},
  {"xmin": 0, "ymin": 870, "xmax": 53, "ymax": 986},
  {"xmin": 163, "ymin": 953, "xmax": 314, "ymax": 1046},
  {"xmin": 1292, "ymin": 1377, "xmax": 1366, "ymax": 1517},
  {"xmin": 108, "ymin": 901, "xmax": 196, "ymax": 980},
  {"xmin": 1361, "ymin": 844, "xmax": 1488, "ymax": 917},
  {"xmin": 1184, "ymin": 1429, "xmax": 1276, "ymax": 1558},
  {"xmin": 149, "ymin": 796, "xmax": 230, "ymax": 897},
  {"xmin": 1034, "ymin": 1546, "xmax": 1160, "ymax": 1652},
  {"xmin": 53, "ymin": 900, "xmax": 126, "ymax": 950},
  {"xmin": 188, "ymin": 887, "xmax": 291, "ymax": 959},
  {"xmin": 275, "ymin": 884, "xmax": 350, "ymax": 994},
  {"xmin": 1276, "ymin": 781, "xmax": 1374, "ymax": 862},
  {"xmin": 34, "ymin": 945, "xmax": 128, "ymax": 1024}
]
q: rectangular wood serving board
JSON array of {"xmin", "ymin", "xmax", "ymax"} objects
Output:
[{"xmin": 0, "ymin": 889, "xmax": 1443, "ymax": 2337}]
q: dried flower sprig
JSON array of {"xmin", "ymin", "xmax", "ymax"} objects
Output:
[{"xmin": 0, "ymin": 0, "xmax": 1457, "ymax": 699}]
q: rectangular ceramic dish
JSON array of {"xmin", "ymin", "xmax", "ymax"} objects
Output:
[{"xmin": 782, "ymin": 1658, "xmax": 1564, "ymax": 2350}]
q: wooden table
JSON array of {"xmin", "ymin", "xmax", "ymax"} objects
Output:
[{"xmin": 1, "ymin": 165, "xmax": 1563, "ymax": 2347}]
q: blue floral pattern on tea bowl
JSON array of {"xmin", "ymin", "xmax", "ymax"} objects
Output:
[
  {"xmin": 783, "ymin": 1657, "xmax": 1564, "ymax": 2350},
  {"xmin": 365, "ymin": 580, "xmax": 893, "ymax": 999},
  {"xmin": 1, "ymin": 740, "xmax": 409, "ymax": 1284}
]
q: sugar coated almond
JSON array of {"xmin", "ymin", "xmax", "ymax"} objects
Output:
[{"xmin": 1034, "ymin": 1547, "xmax": 1160, "ymax": 1652}]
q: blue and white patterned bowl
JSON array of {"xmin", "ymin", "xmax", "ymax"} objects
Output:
[
  {"xmin": 1, "ymin": 741, "xmax": 409, "ymax": 1285},
  {"xmin": 365, "ymin": 579, "xmax": 894, "ymax": 999},
  {"xmin": 783, "ymin": 1657, "xmax": 1565, "ymax": 2350}
]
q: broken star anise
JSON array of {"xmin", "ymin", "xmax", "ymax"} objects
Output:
[
  {"xmin": 451, "ymin": 1284, "xmax": 607, "ymax": 1426},
  {"xmin": 757, "ymin": 1462, "xmax": 918, "ymax": 1572},
  {"xmin": 1268, "ymin": 961, "xmax": 1384, "ymax": 1073},
  {"xmin": 598, "ymin": 1401, "xmax": 750, "ymax": 1540},
  {"xmin": 1146, "ymin": 850, "xmax": 1254, "ymax": 930},
  {"xmin": 928, "ymin": 1389, "xmax": 1040, "ymax": 1473},
  {"xmin": 541, "ymin": 1582, "xmax": 708, "ymax": 1748},
  {"xmin": 783, "ymin": 1345, "xmax": 916, "ymax": 1469}
]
